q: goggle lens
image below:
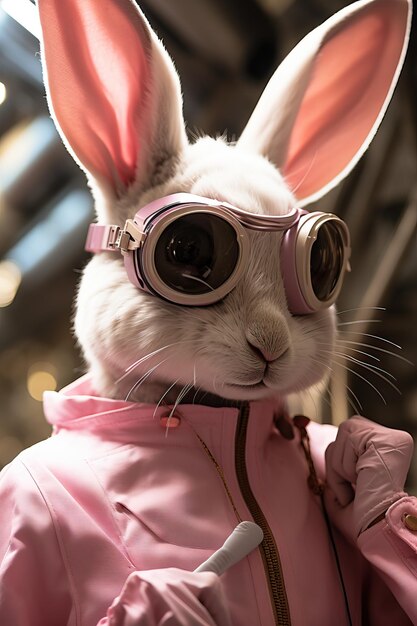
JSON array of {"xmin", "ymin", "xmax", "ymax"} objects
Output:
[
  {"xmin": 153, "ymin": 213, "xmax": 240, "ymax": 295},
  {"xmin": 310, "ymin": 220, "xmax": 346, "ymax": 302}
]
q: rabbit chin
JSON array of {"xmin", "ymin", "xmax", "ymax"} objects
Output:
[
  {"xmin": 193, "ymin": 352, "xmax": 332, "ymax": 402},
  {"xmin": 219, "ymin": 369, "xmax": 331, "ymax": 402}
]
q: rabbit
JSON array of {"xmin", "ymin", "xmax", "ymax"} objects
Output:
[
  {"xmin": 0, "ymin": 0, "xmax": 416, "ymax": 625},
  {"xmin": 40, "ymin": 0, "xmax": 404, "ymax": 409}
]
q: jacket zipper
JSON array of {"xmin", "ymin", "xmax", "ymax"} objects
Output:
[{"xmin": 235, "ymin": 403, "xmax": 291, "ymax": 626}]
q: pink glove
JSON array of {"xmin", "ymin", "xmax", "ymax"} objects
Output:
[
  {"xmin": 325, "ymin": 416, "xmax": 414, "ymax": 536},
  {"xmin": 99, "ymin": 568, "xmax": 232, "ymax": 626}
]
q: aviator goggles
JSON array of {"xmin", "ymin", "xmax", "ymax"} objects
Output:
[{"xmin": 85, "ymin": 193, "xmax": 351, "ymax": 314}]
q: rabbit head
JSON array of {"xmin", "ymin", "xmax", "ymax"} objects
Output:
[{"xmin": 38, "ymin": 0, "xmax": 411, "ymax": 403}]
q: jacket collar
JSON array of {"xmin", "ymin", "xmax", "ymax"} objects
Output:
[{"xmin": 43, "ymin": 375, "xmax": 288, "ymax": 451}]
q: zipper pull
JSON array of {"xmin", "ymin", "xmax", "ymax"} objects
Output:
[{"xmin": 293, "ymin": 415, "xmax": 324, "ymax": 496}]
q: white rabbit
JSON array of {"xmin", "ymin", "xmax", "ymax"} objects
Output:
[
  {"xmin": 37, "ymin": 0, "xmax": 410, "ymax": 407},
  {"xmin": 0, "ymin": 1, "xmax": 415, "ymax": 625}
]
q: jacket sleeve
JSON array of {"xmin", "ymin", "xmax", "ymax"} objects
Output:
[
  {"xmin": 0, "ymin": 459, "xmax": 72, "ymax": 626},
  {"xmin": 96, "ymin": 568, "xmax": 231, "ymax": 626},
  {"xmin": 358, "ymin": 495, "xmax": 417, "ymax": 624},
  {"xmin": 309, "ymin": 421, "xmax": 416, "ymax": 623}
]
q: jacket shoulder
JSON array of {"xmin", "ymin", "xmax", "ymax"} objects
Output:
[
  {"xmin": 0, "ymin": 450, "xmax": 73, "ymax": 624},
  {"xmin": 0, "ymin": 450, "xmax": 62, "ymax": 567}
]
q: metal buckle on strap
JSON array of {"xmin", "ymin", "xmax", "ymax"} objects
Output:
[
  {"xmin": 106, "ymin": 225, "xmax": 121, "ymax": 248},
  {"xmin": 116, "ymin": 219, "xmax": 145, "ymax": 253},
  {"xmin": 85, "ymin": 221, "xmax": 146, "ymax": 254}
]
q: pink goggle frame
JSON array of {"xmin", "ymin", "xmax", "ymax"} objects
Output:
[{"xmin": 86, "ymin": 193, "xmax": 351, "ymax": 314}]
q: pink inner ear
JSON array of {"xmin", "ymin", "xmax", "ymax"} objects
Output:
[
  {"xmin": 283, "ymin": 1, "xmax": 408, "ymax": 200},
  {"xmin": 39, "ymin": 0, "xmax": 151, "ymax": 191}
]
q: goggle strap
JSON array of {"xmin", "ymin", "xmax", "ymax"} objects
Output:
[
  {"xmin": 223, "ymin": 205, "xmax": 300, "ymax": 231},
  {"xmin": 86, "ymin": 224, "xmax": 121, "ymax": 253}
]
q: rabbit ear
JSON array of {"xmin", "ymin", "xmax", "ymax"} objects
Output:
[
  {"xmin": 38, "ymin": 0, "xmax": 187, "ymax": 198},
  {"xmin": 238, "ymin": 0, "xmax": 411, "ymax": 206}
]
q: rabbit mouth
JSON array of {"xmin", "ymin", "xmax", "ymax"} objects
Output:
[{"xmin": 228, "ymin": 380, "xmax": 266, "ymax": 390}]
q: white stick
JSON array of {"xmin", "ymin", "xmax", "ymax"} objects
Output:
[{"xmin": 195, "ymin": 521, "xmax": 264, "ymax": 576}]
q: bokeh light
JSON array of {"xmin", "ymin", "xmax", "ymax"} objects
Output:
[
  {"xmin": 0, "ymin": 260, "xmax": 21, "ymax": 307},
  {"xmin": 0, "ymin": 82, "xmax": 6, "ymax": 106},
  {"xmin": 27, "ymin": 362, "xmax": 57, "ymax": 401}
]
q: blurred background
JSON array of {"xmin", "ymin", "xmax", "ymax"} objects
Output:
[{"xmin": 0, "ymin": 0, "xmax": 416, "ymax": 492}]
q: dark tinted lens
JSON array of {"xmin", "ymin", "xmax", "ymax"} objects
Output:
[
  {"xmin": 310, "ymin": 221, "xmax": 345, "ymax": 301},
  {"xmin": 154, "ymin": 213, "xmax": 239, "ymax": 295}
]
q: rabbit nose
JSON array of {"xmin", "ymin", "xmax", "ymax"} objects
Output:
[
  {"xmin": 245, "ymin": 306, "xmax": 290, "ymax": 363},
  {"xmin": 247, "ymin": 341, "xmax": 289, "ymax": 363}
]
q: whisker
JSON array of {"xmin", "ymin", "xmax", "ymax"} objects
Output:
[
  {"xmin": 343, "ymin": 383, "xmax": 363, "ymax": 415},
  {"xmin": 331, "ymin": 352, "xmax": 400, "ymax": 395},
  {"xmin": 330, "ymin": 358, "xmax": 387, "ymax": 405},
  {"xmin": 125, "ymin": 358, "xmax": 169, "ymax": 401},
  {"xmin": 117, "ymin": 347, "xmax": 170, "ymax": 384},
  {"xmin": 331, "ymin": 383, "xmax": 362, "ymax": 416},
  {"xmin": 324, "ymin": 350, "xmax": 397, "ymax": 382},
  {"xmin": 317, "ymin": 354, "xmax": 364, "ymax": 415},
  {"xmin": 304, "ymin": 387, "xmax": 320, "ymax": 421},
  {"xmin": 117, "ymin": 340, "xmax": 194, "ymax": 385},
  {"xmin": 192, "ymin": 386, "xmax": 202, "ymax": 404},
  {"xmin": 318, "ymin": 388, "xmax": 333, "ymax": 414},
  {"xmin": 336, "ymin": 306, "xmax": 386, "ymax": 316},
  {"xmin": 342, "ymin": 347, "xmax": 380, "ymax": 362},
  {"xmin": 336, "ymin": 339, "xmax": 413, "ymax": 365},
  {"xmin": 337, "ymin": 352, "xmax": 397, "ymax": 382},
  {"xmin": 153, "ymin": 378, "xmax": 181, "ymax": 418},
  {"xmin": 338, "ymin": 319, "xmax": 382, "ymax": 327},
  {"xmin": 324, "ymin": 377, "xmax": 362, "ymax": 417},
  {"xmin": 197, "ymin": 390, "xmax": 209, "ymax": 404},
  {"xmin": 326, "ymin": 343, "xmax": 380, "ymax": 362},
  {"xmin": 122, "ymin": 345, "xmax": 174, "ymax": 376},
  {"xmin": 309, "ymin": 348, "xmax": 364, "ymax": 416},
  {"xmin": 338, "ymin": 331, "xmax": 403, "ymax": 351},
  {"xmin": 212, "ymin": 374, "xmax": 220, "ymax": 395},
  {"xmin": 165, "ymin": 382, "xmax": 194, "ymax": 436},
  {"xmin": 309, "ymin": 355, "xmax": 332, "ymax": 373},
  {"xmin": 171, "ymin": 383, "xmax": 193, "ymax": 415},
  {"xmin": 307, "ymin": 356, "xmax": 362, "ymax": 415}
]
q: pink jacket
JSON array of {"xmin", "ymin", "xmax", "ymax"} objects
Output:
[{"xmin": 1, "ymin": 376, "xmax": 416, "ymax": 626}]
